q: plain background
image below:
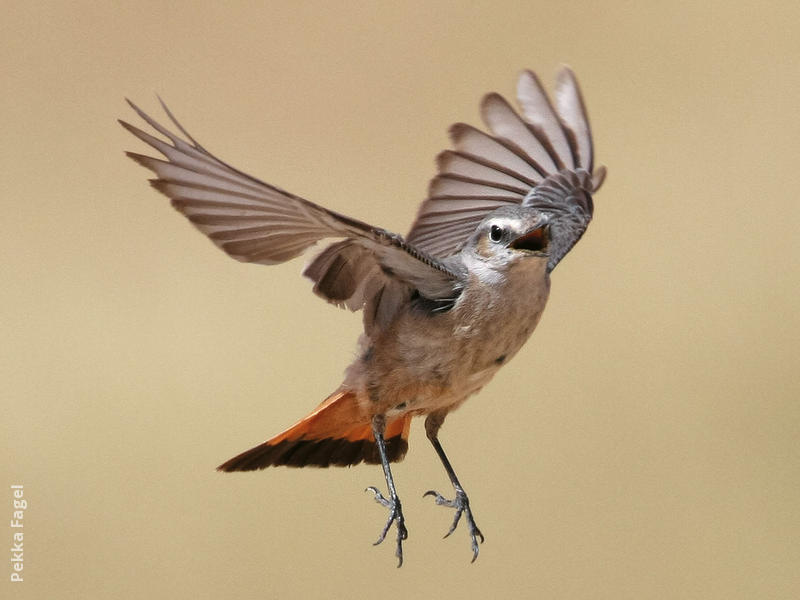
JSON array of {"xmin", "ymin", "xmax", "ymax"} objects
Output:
[{"xmin": 3, "ymin": 1, "xmax": 799, "ymax": 598}]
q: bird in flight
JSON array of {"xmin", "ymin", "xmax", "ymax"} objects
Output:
[{"xmin": 121, "ymin": 67, "xmax": 606, "ymax": 566}]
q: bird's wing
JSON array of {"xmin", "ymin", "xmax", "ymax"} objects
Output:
[
  {"xmin": 407, "ymin": 67, "xmax": 606, "ymax": 258},
  {"xmin": 120, "ymin": 100, "xmax": 462, "ymax": 308}
]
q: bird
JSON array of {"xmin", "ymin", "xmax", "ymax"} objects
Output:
[{"xmin": 120, "ymin": 66, "xmax": 606, "ymax": 567}]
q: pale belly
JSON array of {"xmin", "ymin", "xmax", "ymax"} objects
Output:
[{"xmin": 346, "ymin": 257, "xmax": 551, "ymax": 417}]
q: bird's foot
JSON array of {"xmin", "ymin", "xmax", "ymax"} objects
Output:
[
  {"xmin": 424, "ymin": 488, "xmax": 484, "ymax": 562},
  {"xmin": 365, "ymin": 486, "xmax": 408, "ymax": 567}
]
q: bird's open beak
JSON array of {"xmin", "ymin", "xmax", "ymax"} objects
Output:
[{"xmin": 510, "ymin": 225, "xmax": 549, "ymax": 254}]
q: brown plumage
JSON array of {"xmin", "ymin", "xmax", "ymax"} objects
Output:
[{"xmin": 121, "ymin": 67, "xmax": 605, "ymax": 565}]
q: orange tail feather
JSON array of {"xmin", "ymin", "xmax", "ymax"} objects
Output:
[{"xmin": 217, "ymin": 390, "xmax": 411, "ymax": 470}]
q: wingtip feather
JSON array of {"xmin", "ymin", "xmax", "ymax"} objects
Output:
[
  {"xmin": 554, "ymin": 66, "xmax": 593, "ymax": 172},
  {"xmin": 591, "ymin": 165, "xmax": 607, "ymax": 191}
]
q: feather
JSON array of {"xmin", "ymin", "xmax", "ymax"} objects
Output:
[
  {"xmin": 407, "ymin": 67, "xmax": 603, "ymax": 258},
  {"xmin": 555, "ymin": 67, "xmax": 593, "ymax": 172},
  {"xmin": 122, "ymin": 100, "xmax": 463, "ymax": 324},
  {"xmin": 480, "ymin": 92, "xmax": 558, "ymax": 173},
  {"xmin": 516, "ymin": 70, "xmax": 574, "ymax": 170}
]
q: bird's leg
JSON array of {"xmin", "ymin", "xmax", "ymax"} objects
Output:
[
  {"xmin": 423, "ymin": 413, "xmax": 485, "ymax": 562},
  {"xmin": 365, "ymin": 414, "xmax": 408, "ymax": 567}
]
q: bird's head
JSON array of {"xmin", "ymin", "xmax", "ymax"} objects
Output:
[
  {"xmin": 465, "ymin": 206, "xmax": 551, "ymax": 271},
  {"xmin": 461, "ymin": 169, "xmax": 598, "ymax": 274}
]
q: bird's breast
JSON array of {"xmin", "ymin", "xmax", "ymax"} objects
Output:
[{"xmin": 351, "ymin": 258, "xmax": 550, "ymax": 415}]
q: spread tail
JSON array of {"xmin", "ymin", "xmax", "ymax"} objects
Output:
[{"xmin": 217, "ymin": 390, "xmax": 411, "ymax": 470}]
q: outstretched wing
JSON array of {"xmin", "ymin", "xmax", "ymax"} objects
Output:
[
  {"xmin": 407, "ymin": 67, "xmax": 606, "ymax": 258},
  {"xmin": 120, "ymin": 100, "xmax": 462, "ymax": 314}
]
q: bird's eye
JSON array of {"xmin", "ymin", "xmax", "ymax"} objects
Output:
[{"xmin": 489, "ymin": 225, "xmax": 504, "ymax": 242}]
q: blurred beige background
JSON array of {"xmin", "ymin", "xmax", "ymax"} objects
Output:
[{"xmin": 2, "ymin": 1, "xmax": 798, "ymax": 598}]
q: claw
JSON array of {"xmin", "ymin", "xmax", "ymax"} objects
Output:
[
  {"xmin": 424, "ymin": 488, "xmax": 484, "ymax": 562},
  {"xmin": 366, "ymin": 486, "xmax": 407, "ymax": 567},
  {"xmin": 366, "ymin": 486, "xmax": 391, "ymax": 508}
]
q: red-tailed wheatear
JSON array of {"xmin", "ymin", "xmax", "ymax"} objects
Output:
[{"xmin": 121, "ymin": 67, "xmax": 606, "ymax": 566}]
